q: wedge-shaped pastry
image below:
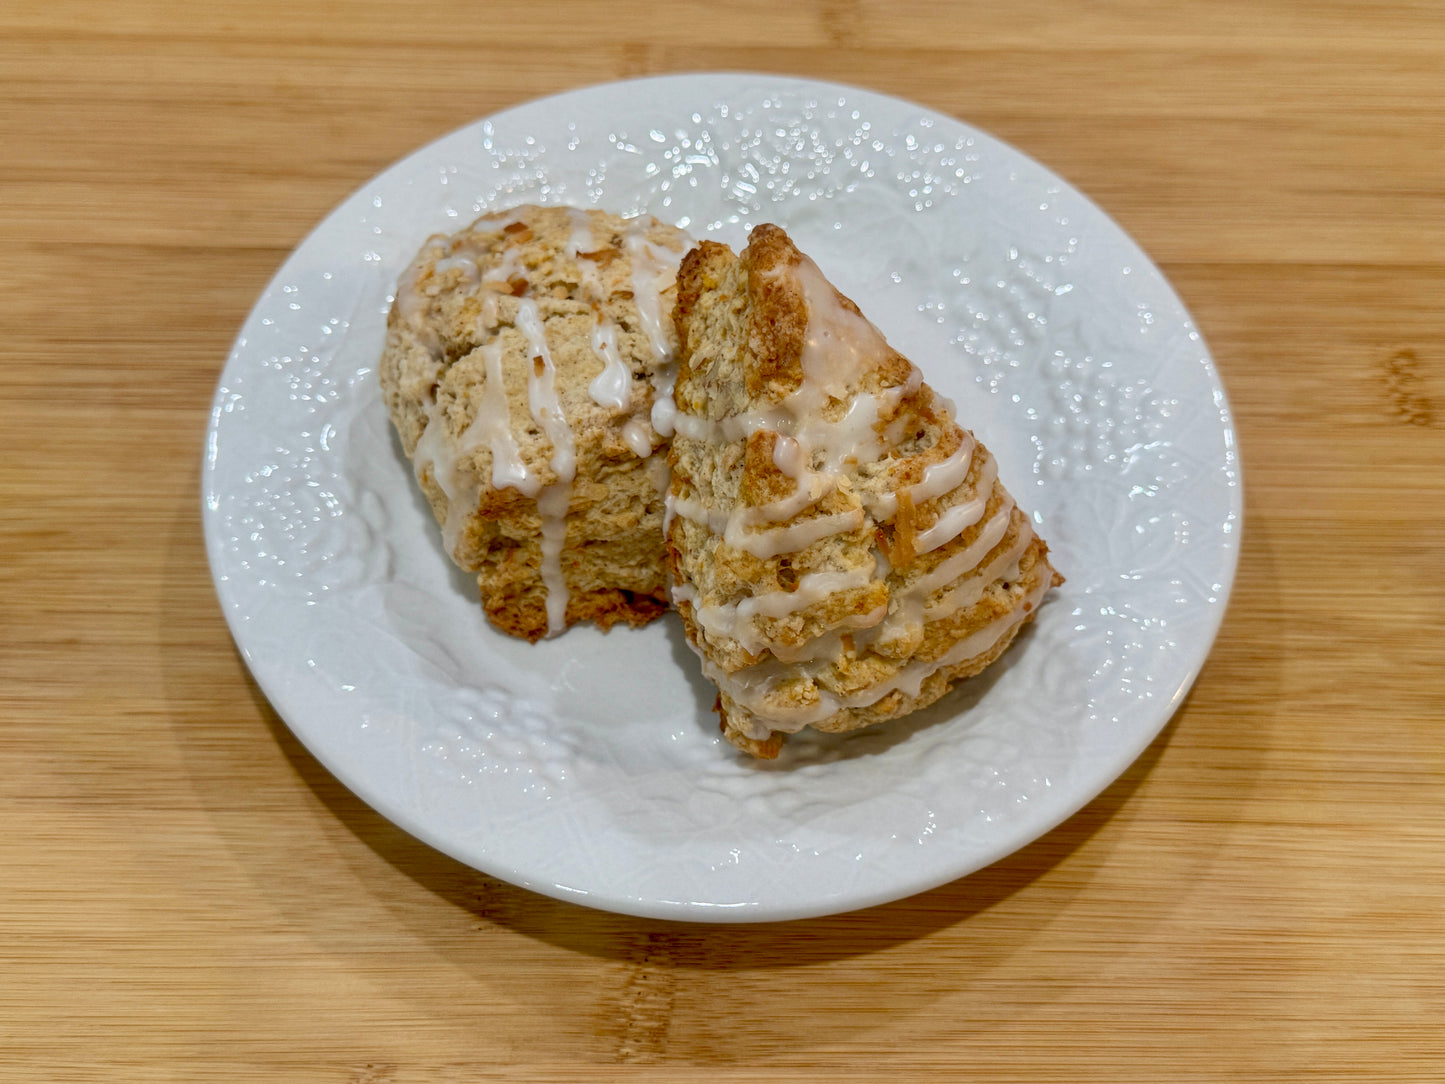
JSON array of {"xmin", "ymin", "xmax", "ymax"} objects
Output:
[
  {"xmin": 380, "ymin": 204, "xmax": 692, "ymax": 641},
  {"xmin": 667, "ymin": 224, "xmax": 1062, "ymax": 757}
]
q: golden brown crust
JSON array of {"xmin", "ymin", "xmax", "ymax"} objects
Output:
[
  {"xmin": 739, "ymin": 429, "xmax": 796, "ymax": 507},
  {"xmin": 742, "ymin": 223, "xmax": 808, "ymax": 401},
  {"xmin": 715, "ymin": 697, "xmax": 785, "ymax": 759}
]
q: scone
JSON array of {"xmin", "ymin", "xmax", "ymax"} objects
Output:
[
  {"xmin": 380, "ymin": 204, "xmax": 693, "ymax": 641},
  {"xmin": 667, "ymin": 224, "xmax": 1062, "ymax": 757}
]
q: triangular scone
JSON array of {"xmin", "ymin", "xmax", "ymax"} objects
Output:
[
  {"xmin": 380, "ymin": 205, "xmax": 692, "ymax": 641},
  {"xmin": 666, "ymin": 224, "xmax": 1062, "ymax": 757}
]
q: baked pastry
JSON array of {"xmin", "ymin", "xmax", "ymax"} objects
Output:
[
  {"xmin": 380, "ymin": 204, "xmax": 693, "ymax": 641},
  {"xmin": 667, "ymin": 224, "xmax": 1062, "ymax": 757}
]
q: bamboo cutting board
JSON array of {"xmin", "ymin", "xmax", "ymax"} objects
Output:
[{"xmin": 2, "ymin": 1, "xmax": 1443, "ymax": 1080}]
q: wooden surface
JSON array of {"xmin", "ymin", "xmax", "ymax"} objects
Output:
[{"xmin": 4, "ymin": 1, "xmax": 1443, "ymax": 1079}]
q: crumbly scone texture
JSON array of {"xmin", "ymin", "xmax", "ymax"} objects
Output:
[
  {"xmin": 667, "ymin": 224, "xmax": 1063, "ymax": 757},
  {"xmin": 379, "ymin": 204, "xmax": 691, "ymax": 641}
]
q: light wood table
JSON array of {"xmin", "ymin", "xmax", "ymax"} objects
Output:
[{"xmin": 4, "ymin": 2, "xmax": 1442, "ymax": 1079}]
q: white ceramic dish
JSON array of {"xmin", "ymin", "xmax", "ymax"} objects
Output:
[{"xmin": 203, "ymin": 74, "xmax": 1240, "ymax": 922}]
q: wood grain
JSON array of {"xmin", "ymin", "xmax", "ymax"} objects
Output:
[{"xmin": 3, "ymin": 0, "xmax": 1443, "ymax": 1080}]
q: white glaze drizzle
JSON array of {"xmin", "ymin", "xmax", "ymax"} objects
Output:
[
  {"xmin": 565, "ymin": 207, "xmax": 596, "ymax": 262},
  {"xmin": 664, "ymin": 386, "xmax": 908, "ymax": 556},
  {"xmin": 689, "ymin": 567, "xmax": 876, "ymax": 654},
  {"xmin": 468, "ymin": 339, "xmax": 532, "ymax": 494},
  {"xmin": 865, "ymin": 432, "xmax": 976, "ymax": 520},
  {"xmin": 791, "ymin": 254, "xmax": 894, "ymax": 407},
  {"xmin": 668, "ymin": 491, "xmax": 865, "ymax": 559},
  {"xmin": 516, "ymin": 299, "xmax": 576, "ymax": 479},
  {"xmin": 410, "ymin": 406, "xmax": 464, "ymax": 560},
  {"xmin": 911, "ymin": 455, "xmax": 998, "ymax": 555},
  {"xmin": 666, "ymin": 493, "xmax": 729, "ymax": 536},
  {"xmin": 865, "ymin": 504, "xmax": 1021, "ymax": 651},
  {"xmin": 624, "ymin": 220, "xmax": 686, "ymax": 362},
  {"xmin": 586, "ymin": 317, "xmax": 631, "ymax": 410},
  {"xmin": 516, "ymin": 296, "xmax": 577, "ymax": 636},
  {"xmin": 536, "ymin": 483, "xmax": 571, "ymax": 636},
  {"xmin": 650, "ymin": 361, "xmax": 679, "ymax": 439},
  {"xmin": 406, "ymin": 285, "xmax": 502, "ymax": 563},
  {"xmin": 772, "ymin": 434, "xmax": 804, "ymax": 476},
  {"xmin": 924, "ymin": 526, "xmax": 1031, "ymax": 623},
  {"xmin": 431, "ymin": 254, "xmax": 479, "ymax": 284},
  {"xmin": 622, "ymin": 417, "xmax": 655, "ymax": 458},
  {"xmin": 727, "ymin": 509, "xmax": 866, "ymax": 559},
  {"xmin": 562, "ymin": 208, "xmax": 631, "ymax": 412},
  {"xmin": 915, "ymin": 503, "xmax": 1017, "ymax": 606},
  {"xmin": 645, "ymin": 453, "xmax": 671, "ymax": 505}
]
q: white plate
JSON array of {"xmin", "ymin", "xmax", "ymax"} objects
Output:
[{"xmin": 203, "ymin": 74, "xmax": 1240, "ymax": 922}]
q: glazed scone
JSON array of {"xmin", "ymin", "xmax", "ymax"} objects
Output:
[
  {"xmin": 667, "ymin": 224, "xmax": 1063, "ymax": 757},
  {"xmin": 380, "ymin": 204, "xmax": 693, "ymax": 641}
]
